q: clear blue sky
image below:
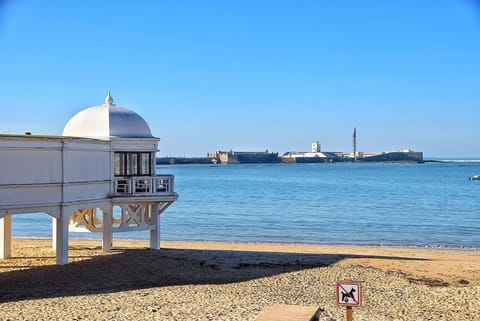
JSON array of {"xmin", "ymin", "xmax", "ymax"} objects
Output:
[{"xmin": 0, "ymin": 1, "xmax": 479, "ymax": 158}]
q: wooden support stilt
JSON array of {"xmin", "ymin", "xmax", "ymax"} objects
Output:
[
  {"xmin": 54, "ymin": 215, "xmax": 69, "ymax": 265},
  {"xmin": 52, "ymin": 216, "xmax": 57, "ymax": 251},
  {"xmin": 102, "ymin": 208, "xmax": 113, "ymax": 251},
  {"xmin": 149, "ymin": 204, "xmax": 161, "ymax": 250},
  {"xmin": 0, "ymin": 215, "xmax": 12, "ymax": 259}
]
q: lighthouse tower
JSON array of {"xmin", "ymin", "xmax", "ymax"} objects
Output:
[{"xmin": 353, "ymin": 127, "xmax": 357, "ymax": 161}]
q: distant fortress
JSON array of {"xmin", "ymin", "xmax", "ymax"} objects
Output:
[{"xmin": 157, "ymin": 128, "xmax": 424, "ymax": 165}]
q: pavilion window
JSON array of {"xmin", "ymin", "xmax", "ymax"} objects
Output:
[
  {"xmin": 114, "ymin": 152, "xmax": 152, "ymax": 176},
  {"xmin": 140, "ymin": 153, "xmax": 151, "ymax": 175},
  {"xmin": 114, "ymin": 153, "xmax": 123, "ymax": 176},
  {"xmin": 126, "ymin": 153, "xmax": 138, "ymax": 176}
]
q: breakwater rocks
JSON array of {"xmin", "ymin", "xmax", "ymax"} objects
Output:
[{"xmin": 157, "ymin": 157, "xmax": 213, "ymax": 165}]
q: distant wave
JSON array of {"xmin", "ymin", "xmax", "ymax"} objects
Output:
[{"xmin": 433, "ymin": 159, "xmax": 480, "ymax": 163}]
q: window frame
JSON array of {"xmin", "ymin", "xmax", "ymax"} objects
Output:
[{"xmin": 114, "ymin": 152, "xmax": 152, "ymax": 177}]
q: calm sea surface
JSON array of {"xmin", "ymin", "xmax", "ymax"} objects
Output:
[{"xmin": 12, "ymin": 162, "xmax": 480, "ymax": 248}]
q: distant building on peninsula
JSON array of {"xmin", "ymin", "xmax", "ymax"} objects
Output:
[
  {"xmin": 0, "ymin": 93, "xmax": 178, "ymax": 265},
  {"xmin": 281, "ymin": 140, "xmax": 342, "ymax": 163},
  {"xmin": 311, "ymin": 141, "xmax": 321, "ymax": 153},
  {"xmin": 333, "ymin": 128, "xmax": 423, "ymax": 162},
  {"xmin": 160, "ymin": 127, "xmax": 423, "ymax": 166},
  {"xmin": 282, "ymin": 131, "xmax": 423, "ymax": 163},
  {"xmin": 208, "ymin": 150, "xmax": 279, "ymax": 164}
]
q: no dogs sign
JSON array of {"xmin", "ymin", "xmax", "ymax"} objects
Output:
[{"xmin": 336, "ymin": 281, "xmax": 362, "ymax": 307}]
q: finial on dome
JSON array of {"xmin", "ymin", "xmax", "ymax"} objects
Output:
[{"xmin": 105, "ymin": 91, "xmax": 114, "ymax": 106}]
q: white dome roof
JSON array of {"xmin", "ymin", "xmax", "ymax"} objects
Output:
[{"xmin": 63, "ymin": 93, "xmax": 153, "ymax": 139}]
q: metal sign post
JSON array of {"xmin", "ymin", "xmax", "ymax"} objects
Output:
[{"xmin": 336, "ymin": 281, "xmax": 362, "ymax": 321}]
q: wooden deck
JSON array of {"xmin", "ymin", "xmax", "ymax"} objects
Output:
[{"xmin": 256, "ymin": 304, "xmax": 321, "ymax": 321}]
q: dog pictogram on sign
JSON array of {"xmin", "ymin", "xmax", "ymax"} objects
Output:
[{"xmin": 336, "ymin": 281, "xmax": 362, "ymax": 307}]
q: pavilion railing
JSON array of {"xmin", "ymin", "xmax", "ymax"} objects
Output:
[{"xmin": 113, "ymin": 175, "xmax": 174, "ymax": 196}]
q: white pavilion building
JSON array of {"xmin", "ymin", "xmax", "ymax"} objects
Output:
[{"xmin": 0, "ymin": 93, "xmax": 178, "ymax": 264}]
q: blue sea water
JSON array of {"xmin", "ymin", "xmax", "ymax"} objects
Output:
[{"xmin": 11, "ymin": 162, "xmax": 480, "ymax": 248}]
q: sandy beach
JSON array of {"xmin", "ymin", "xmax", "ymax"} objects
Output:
[{"xmin": 0, "ymin": 239, "xmax": 479, "ymax": 321}]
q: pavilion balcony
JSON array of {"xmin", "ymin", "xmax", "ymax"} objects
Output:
[{"xmin": 113, "ymin": 175, "xmax": 175, "ymax": 197}]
